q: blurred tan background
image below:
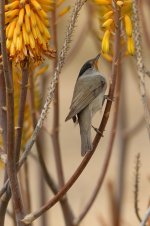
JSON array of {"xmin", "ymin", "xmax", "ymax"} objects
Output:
[{"xmin": 1, "ymin": 1, "xmax": 150, "ymax": 226}]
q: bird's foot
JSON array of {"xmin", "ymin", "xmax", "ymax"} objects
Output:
[
  {"xmin": 103, "ymin": 95, "xmax": 115, "ymax": 105},
  {"xmin": 92, "ymin": 125, "xmax": 104, "ymax": 137}
]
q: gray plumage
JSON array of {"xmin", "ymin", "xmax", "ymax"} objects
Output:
[{"xmin": 65, "ymin": 56, "xmax": 107, "ymax": 156}]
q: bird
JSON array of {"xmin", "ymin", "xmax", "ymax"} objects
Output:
[{"xmin": 65, "ymin": 53, "xmax": 107, "ymax": 156}]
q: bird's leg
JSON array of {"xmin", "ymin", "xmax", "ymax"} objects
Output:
[
  {"xmin": 102, "ymin": 95, "xmax": 115, "ymax": 106},
  {"xmin": 92, "ymin": 125, "xmax": 104, "ymax": 137}
]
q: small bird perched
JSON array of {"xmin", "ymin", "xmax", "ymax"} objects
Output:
[{"xmin": 65, "ymin": 53, "xmax": 107, "ymax": 156}]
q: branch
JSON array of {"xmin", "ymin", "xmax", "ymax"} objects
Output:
[
  {"xmin": 0, "ymin": 190, "xmax": 11, "ymax": 226},
  {"xmin": 107, "ymin": 181, "xmax": 116, "ymax": 226},
  {"xmin": 139, "ymin": 0, "xmax": 150, "ymax": 53},
  {"xmin": 15, "ymin": 60, "xmax": 29, "ymax": 162},
  {"xmin": 0, "ymin": 0, "xmax": 25, "ymax": 225},
  {"xmin": 114, "ymin": 76, "xmax": 127, "ymax": 226},
  {"xmin": 134, "ymin": 153, "xmax": 142, "ymax": 222},
  {"xmin": 132, "ymin": 0, "xmax": 150, "ymax": 142},
  {"xmin": 0, "ymin": 62, "xmax": 10, "ymax": 226},
  {"xmin": 0, "ymin": 67, "xmax": 7, "ymax": 151},
  {"xmin": 21, "ymin": 1, "xmax": 121, "ymax": 224},
  {"xmin": 137, "ymin": 0, "xmax": 150, "ymax": 79},
  {"xmin": 23, "ymin": 161, "xmax": 31, "ymax": 213}
]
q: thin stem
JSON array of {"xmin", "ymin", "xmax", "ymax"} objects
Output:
[
  {"xmin": 132, "ymin": 0, "xmax": 150, "ymax": 142},
  {"xmin": 24, "ymin": 160, "xmax": 31, "ymax": 213},
  {"xmin": 139, "ymin": 0, "xmax": 150, "ymax": 49},
  {"xmin": 134, "ymin": 153, "xmax": 142, "ymax": 222},
  {"xmin": 5, "ymin": 67, "xmax": 25, "ymax": 225},
  {"xmin": 0, "ymin": 69, "xmax": 7, "ymax": 151},
  {"xmin": 15, "ymin": 60, "xmax": 29, "ymax": 162},
  {"xmin": 0, "ymin": 0, "xmax": 25, "ymax": 225},
  {"xmin": 51, "ymin": 1, "xmax": 66, "ymax": 189},
  {"xmin": 51, "ymin": 2, "xmax": 74, "ymax": 225},
  {"xmin": 114, "ymin": 70, "xmax": 127, "ymax": 226},
  {"xmin": 0, "ymin": 66, "xmax": 9, "ymax": 226},
  {"xmin": 107, "ymin": 181, "xmax": 116, "ymax": 225},
  {"xmin": 0, "ymin": 191, "xmax": 11, "ymax": 226},
  {"xmin": 39, "ymin": 172, "xmax": 47, "ymax": 226}
]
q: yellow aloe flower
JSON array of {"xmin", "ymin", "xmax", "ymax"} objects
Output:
[
  {"xmin": 102, "ymin": 29, "xmax": 110, "ymax": 53},
  {"xmin": 124, "ymin": 14, "xmax": 132, "ymax": 37},
  {"xmin": 102, "ymin": 52, "xmax": 113, "ymax": 62},
  {"xmin": 127, "ymin": 37, "xmax": 135, "ymax": 55},
  {"xmin": 58, "ymin": 5, "xmax": 71, "ymax": 17},
  {"xmin": 94, "ymin": 0, "xmax": 111, "ymax": 5},
  {"xmin": 103, "ymin": 10, "xmax": 113, "ymax": 20},
  {"xmin": 102, "ymin": 18, "xmax": 113, "ymax": 28},
  {"xmin": 93, "ymin": 0, "xmax": 135, "ymax": 59},
  {"xmin": 56, "ymin": 0, "xmax": 71, "ymax": 19},
  {"xmin": 34, "ymin": 64, "xmax": 49, "ymax": 77},
  {"xmin": 5, "ymin": 0, "xmax": 55, "ymax": 63},
  {"xmin": 0, "ymin": 157, "xmax": 5, "ymax": 169},
  {"xmin": 116, "ymin": 1, "xmax": 124, "ymax": 7}
]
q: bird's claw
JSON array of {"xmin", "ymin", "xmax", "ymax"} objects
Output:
[
  {"xmin": 103, "ymin": 95, "xmax": 115, "ymax": 103},
  {"xmin": 92, "ymin": 125, "xmax": 104, "ymax": 137}
]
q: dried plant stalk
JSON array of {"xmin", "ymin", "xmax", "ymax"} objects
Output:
[
  {"xmin": 132, "ymin": 0, "xmax": 150, "ymax": 142},
  {"xmin": 134, "ymin": 153, "xmax": 142, "ymax": 222}
]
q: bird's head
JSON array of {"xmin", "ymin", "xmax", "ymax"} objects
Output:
[{"xmin": 78, "ymin": 53, "xmax": 101, "ymax": 77}]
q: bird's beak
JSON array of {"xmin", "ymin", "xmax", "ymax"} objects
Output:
[
  {"xmin": 93, "ymin": 53, "xmax": 101, "ymax": 69},
  {"xmin": 95, "ymin": 53, "xmax": 101, "ymax": 61}
]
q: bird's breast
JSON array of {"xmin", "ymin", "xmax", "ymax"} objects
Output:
[{"xmin": 89, "ymin": 93, "xmax": 103, "ymax": 117}]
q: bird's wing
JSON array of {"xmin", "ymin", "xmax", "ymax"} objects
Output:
[{"xmin": 65, "ymin": 73, "xmax": 104, "ymax": 121}]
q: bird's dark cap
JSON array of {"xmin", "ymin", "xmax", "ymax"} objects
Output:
[{"xmin": 78, "ymin": 53, "xmax": 101, "ymax": 77}]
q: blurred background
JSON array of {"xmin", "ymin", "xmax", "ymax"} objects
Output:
[{"xmin": 1, "ymin": 0, "xmax": 150, "ymax": 226}]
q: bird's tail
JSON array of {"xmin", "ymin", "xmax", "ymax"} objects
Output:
[
  {"xmin": 80, "ymin": 130, "xmax": 93, "ymax": 156},
  {"xmin": 81, "ymin": 134, "xmax": 93, "ymax": 156}
]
